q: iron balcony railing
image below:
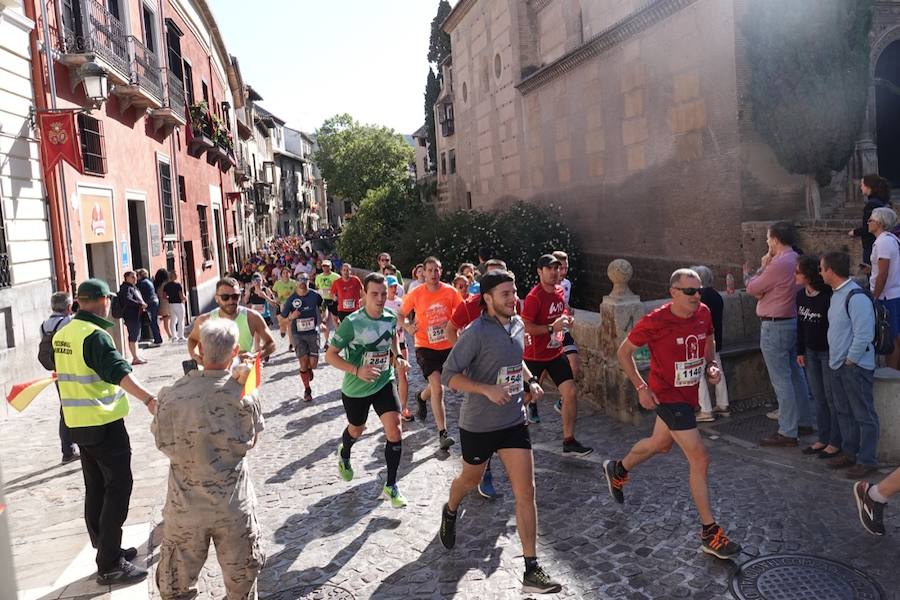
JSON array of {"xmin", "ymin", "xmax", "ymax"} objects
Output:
[
  {"xmin": 165, "ymin": 69, "xmax": 186, "ymax": 118},
  {"xmin": 59, "ymin": 0, "xmax": 129, "ymax": 76},
  {"xmin": 127, "ymin": 36, "xmax": 162, "ymax": 101},
  {"xmin": 0, "ymin": 252, "xmax": 10, "ymax": 288}
]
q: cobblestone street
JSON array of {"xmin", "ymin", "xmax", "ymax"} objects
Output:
[{"xmin": 3, "ymin": 334, "xmax": 899, "ymax": 599}]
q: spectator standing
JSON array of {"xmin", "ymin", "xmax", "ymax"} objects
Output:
[
  {"xmin": 41, "ymin": 291, "xmax": 77, "ymax": 462},
  {"xmin": 867, "ymin": 206, "xmax": 900, "ymax": 369},
  {"xmin": 163, "ymin": 271, "xmax": 187, "ymax": 343},
  {"xmin": 849, "ymin": 174, "xmax": 892, "ymax": 269},
  {"xmin": 691, "ymin": 266, "xmax": 730, "ymax": 422},
  {"xmin": 152, "ymin": 319, "xmax": 264, "ymax": 599},
  {"xmin": 154, "ymin": 269, "xmax": 172, "ymax": 341},
  {"xmin": 745, "ymin": 221, "xmax": 814, "ymax": 447},
  {"xmin": 136, "ymin": 269, "xmax": 162, "ymax": 346},
  {"xmin": 407, "ymin": 264, "xmax": 425, "ymax": 293},
  {"xmin": 820, "ymin": 251, "xmax": 880, "ymax": 479},
  {"xmin": 794, "ymin": 255, "xmax": 841, "ymax": 459},
  {"xmin": 118, "ymin": 271, "xmax": 147, "ymax": 365}
]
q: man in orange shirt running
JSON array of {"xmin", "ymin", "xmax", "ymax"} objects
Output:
[{"xmin": 400, "ymin": 256, "xmax": 462, "ymax": 451}]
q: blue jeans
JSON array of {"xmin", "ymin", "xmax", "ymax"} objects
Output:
[
  {"xmin": 760, "ymin": 319, "xmax": 813, "ymax": 438},
  {"xmin": 804, "ymin": 350, "xmax": 840, "ymax": 448},
  {"xmin": 831, "ymin": 363, "xmax": 880, "ymax": 467}
]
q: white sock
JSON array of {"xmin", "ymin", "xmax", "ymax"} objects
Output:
[{"xmin": 868, "ymin": 484, "xmax": 889, "ymax": 504}]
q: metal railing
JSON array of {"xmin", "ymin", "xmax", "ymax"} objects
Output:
[
  {"xmin": 59, "ymin": 0, "xmax": 129, "ymax": 76},
  {"xmin": 165, "ymin": 69, "xmax": 186, "ymax": 118},
  {"xmin": 128, "ymin": 36, "xmax": 162, "ymax": 101},
  {"xmin": 0, "ymin": 252, "xmax": 9, "ymax": 288}
]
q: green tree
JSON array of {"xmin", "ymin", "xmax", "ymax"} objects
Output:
[
  {"xmin": 428, "ymin": 0, "xmax": 452, "ymax": 66},
  {"xmin": 742, "ymin": 0, "xmax": 873, "ymax": 218},
  {"xmin": 314, "ymin": 114, "xmax": 414, "ymax": 207},
  {"xmin": 424, "ymin": 69, "xmax": 440, "ymax": 170}
]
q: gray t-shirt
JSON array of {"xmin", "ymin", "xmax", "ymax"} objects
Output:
[{"xmin": 441, "ymin": 314, "xmax": 527, "ymax": 432}]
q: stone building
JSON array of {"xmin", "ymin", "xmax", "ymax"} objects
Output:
[{"xmin": 436, "ymin": 0, "xmax": 900, "ymax": 304}]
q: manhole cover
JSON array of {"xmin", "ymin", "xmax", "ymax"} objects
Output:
[
  {"xmin": 262, "ymin": 584, "xmax": 355, "ymax": 600},
  {"xmin": 730, "ymin": 554, "xmax": 885, "ymax": 600}
]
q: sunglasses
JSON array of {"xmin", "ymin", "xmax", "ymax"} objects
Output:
[
  {"xmin": 673, "ymin": 287, "xmax": 702, "ymax": 296},
  {"xmin": 218, "ymin": 293, "xmax": 241, "ymax": 301}
]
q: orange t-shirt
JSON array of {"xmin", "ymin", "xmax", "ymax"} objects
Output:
[{"xmin": 400, "ymin": 282, "xmax": 462, "ymax": 350}]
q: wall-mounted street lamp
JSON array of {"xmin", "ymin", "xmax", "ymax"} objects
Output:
[{"xmin": 77, "ymin": 61, "xmax": 109, "ymax": 109}]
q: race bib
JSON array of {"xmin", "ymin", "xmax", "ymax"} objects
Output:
[
  {"xmin": 547, "ymin": 330, "xmax": 564, "ymax": 349},
  {"xmin": 674, "ymin": 358, "xmax": 705, "ymax": 387},
  {"xmin": 497, "ymin": 364, "xmax": 524, "ymax": 395},
  {"xmin": 295, "ymin": 317, "xmax": 315, "ymax": 333},
  {"xmin": 363, "ymin": 350, "xmax": 390, "ymax": 370},
  {"xmin": 342, "ymin": 298, "xmax": 356, "ymax": 310},
  {"xmin": 427, "ymin": 323, "xmax": 447, "ymax": 344}
]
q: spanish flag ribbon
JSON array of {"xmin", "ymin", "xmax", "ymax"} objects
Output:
[
  {"xmin": 6, "ymin": 374, "xmax": 57, "ymax": 412},
  {"xmin": 242, "ymin": 354, "xmax": 262, "ymax": 398}
]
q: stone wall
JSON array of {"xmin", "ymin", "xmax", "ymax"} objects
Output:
[
  {"xmin": 741, "ymin": 220, "xmax": 862, "ymax": 270},
  {"xmin": 0, "ymin": 279, "xmax": 54, "ymax": 413}
]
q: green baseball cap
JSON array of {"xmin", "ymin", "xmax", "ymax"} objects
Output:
[{"xmin": 77, "ymin": 278, "xmax": 115, "ymax": 299}]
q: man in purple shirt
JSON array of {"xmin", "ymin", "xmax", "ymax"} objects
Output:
[{"xmin": 744, "ymin": 221, "xmax": 814, "ymax": 446}]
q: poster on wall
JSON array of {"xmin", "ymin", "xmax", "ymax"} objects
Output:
[
  {"xmin": 150, "ymin": 224, "xmax": 161, "ymax": 257},
  {"xmin": 79, "ymin": 194, "xmax": 115, "ymax": 244},
  {"xmin": 121, "ymin": 240, "xmax": 129, "ymax": 267}
]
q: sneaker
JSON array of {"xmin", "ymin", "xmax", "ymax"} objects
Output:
[
  {"xmin": 853, "ymin": 481, "xmax": 886, "ymax": 535},
  {"xmin": 337, "ymin": 444, "xmax": 353, "ymax": 481},
  {"xmin": 700, "ymin": 524, "xmax": 741, "ymax": 560},
  {"xmin": 303, "ymin": 388, "xmax": 313, "ymax": 402},
  {"xmin": 562, "ymin": 438, "xmax": 592, "ymax": 456},
  {"xmin": 554, "ymin": 399, "xmax": 562, "ymax": 414},
  {"xmin": 61, "ymin": 453, "xmax": 80, "ymax": 464},
  {"xmin": 696, "ymin": 411, "xmax": 715, "ymax": 423},
  {"xmin": 478, "ymin": 468, "xmax": 497, "ymax": 499},
  {"xmin": 439, "ymin": 503, "xmax": 457, "ymax": 549},
  {"xmin": 527, "ymin": 403, "xmax": 541, "ymax": 424},
  {"xmin": 522, "ymin": 566, "xmax": 563, "ymax": 594},
  {"xmin": 766, "ymin": 409, "xmax": 779, "ymax": 421},
  {"xmin": 416, "ymin": 389, "xmax": 428, "ymax": 421},
  {"xmin": 439, "ymin": 430, "xmax": 456, "ymax": 451},
  {"xmin": 382, "ymin": 484, "xmax": 408, "ymax": 508},
  {"xmin": 96, "ymin": 557, "xmax": 148, "ymax": 585},
  {"xmin": 401, "ymin": 408, "xmax": 414, "ymax": 422},
  {"xmin": 713, "ymin": 406, "xmax": 731, "ymax": 417},
  {"xmin": 602, "ymin": 459, "xmax": 627, "ymax": 504}
]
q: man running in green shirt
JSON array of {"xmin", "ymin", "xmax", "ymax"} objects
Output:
[
  {"xmin": 325, "ymin": 272, "xmax": 410, "ymax": 508},
  {"xmin": 315, "ymin": 260, "xmax": 341, "ymax": 349},
  {"xmin": 273, "ymin": 269, "xmax": 298, "ymax": 343}
]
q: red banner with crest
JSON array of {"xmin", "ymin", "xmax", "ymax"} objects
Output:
[{"xmin": 37, "ymin": 111, "xmax": 84, "ymax": 174}]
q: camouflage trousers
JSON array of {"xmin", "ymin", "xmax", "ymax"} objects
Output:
[{"xmin": 156, "ymin": 510, "xmax": 264, "ymax": 599}]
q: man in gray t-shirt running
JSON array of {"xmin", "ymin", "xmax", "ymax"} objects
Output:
[{"xmin": 437, "ymin": 271, "xmax": 563, "ymax": 595}]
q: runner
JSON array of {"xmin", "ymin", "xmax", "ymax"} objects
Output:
[
  {"xmin": 550, "ymin": 250, "xmax": 583, "ymax": 414},
  {"xmin": 330, "ymin": 263, "xmax": 364, "ymax": 323},
  {"xmin": 452, "ymin": 274, "xmax": 470, "ymax": 298},
  {"xmin": 603, "ymin": 268, "xmax": 741, "ymax": 560},
  {"xmin": 272, "ymin": 268, "xmax": 299, "ymax": 342},
  {"xmin": 438, "ymin": 270, "xmax": 563, "ymax": 594},
  {"xmin": 521, "ymin": 254, "xmax": 592, "ymax": 456},
  {"xmin": 325, "ymin": 273, "xmax": 410, "ymax": 508},
  {"xmin": 854, "ymin": 468, "xmax": 899, "ymax": 536},
  {"xmin": 408, "ymin": 264, "xmax": 425, "ymax": 293},
  {"xmin": 386, "ymin": 276, "xmax": 413, "ymax": 422},
  {"xmin": 315, "ymin": 260, "xmax": 341, "ymax": 348},
  {"xmin": 188, "ymin": 277, "xmax": 276, "ymax": 361},
  {"xmin": 400, "ymin": 256, "xmax": 463, "ymax": 450},
  {"xmin": 281, "ymin": 274, "xmax": 323, "ymax": 402}
]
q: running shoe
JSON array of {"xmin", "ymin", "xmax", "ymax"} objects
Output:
[
  {"xmin": 602, "ymin": 459, "xmax": 628, "ymax": 504},
  {"xmin": 401, "ymin": 408, "xmax": 414, "ymax": 422},
  {"xmin": 562, "ymin": 438, "xmax": 592, "ymax": 456},
  {"xmin": 853, "ymin": 481, "xmax": 886, "ymax": 536},
  {"xmin": 416, "ymin": 389, "xmax": 428, "ymax": 421},
  {"xmin": 439, "ymin": 503, "xmax": 457, "ymax": 549},
  {"xmin": 382, "ymin": 484, "xmax": 408, "ymax": 508},
  {"xmin": 700, "ymin": 525, "xmax": 741, "ymax": 560},
  {"xmin": 337, "ymin": 444, "xmax": 353, "ymax": 481},
  {"xmin": 478, "ymin": 468, "xmax": 497, "ymax": 499},
  {"xmin": 96, "ymin": 557, "xmax": 148, "ymax": 585},
  {"xmin": 766, "ymin": 409, "xmax": 779, "ymax": 421},
  {"xmin": 522, "ymin": 566, "xmax": 563, "ymax": 594},
  {"xmin": 554, "ymin": 399, "xmax": 562, "ymax": 414},
  {"xmin": 527, "ymin": 403, "xmax": 540, "ymax": 424},
  {"xmin": 303, "ymin": 388, "xmax": 313, "ymax": 402},
  {"xmin": 439, "ymin": 430, "xmax": 456, "ymax": 451},
  {"xmin": 696, "ymin": 411, "xmax": 715, "ymax": 423}
]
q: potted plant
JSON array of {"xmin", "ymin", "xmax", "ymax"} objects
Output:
[{"xmin": 187, "ymin": 101, "xmax": 214, "ymax": 158}]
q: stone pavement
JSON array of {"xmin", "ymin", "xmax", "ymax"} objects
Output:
[{"xmin": 2, "ymin": 332, "xmax": 900, "ymax": 599}]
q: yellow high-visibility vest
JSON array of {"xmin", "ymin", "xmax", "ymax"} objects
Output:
[{"xmin": 53, "ymin": 319, "xmax": 129, "ymax": 428}]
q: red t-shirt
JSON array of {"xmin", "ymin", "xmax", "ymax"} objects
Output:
[
  {"xmin": 627, "ymin": 302, "xmax": 713, "ymax": 407},
  {"xmin": 522, "ymin": 284, "xmax": 568, "ymax": 361},
  {"xmin": 450, "ymin": 294, "xmax": 482, "ymax": 330},
  {"xmin": 330, "ymin": 276, "xmax": 363, "ymax": 313}
]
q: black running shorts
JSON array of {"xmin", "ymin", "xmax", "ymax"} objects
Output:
[
  {"xmin": 335, "ymin": 310, "xmax": 354, "ymax": 323},
  {"xmin": 323, "ymin": 299, "xmax": 338, "ymax": 315},
  {"xmin": 415, "ymin": 347, "xmax": 451, "ymax": 379},
  {"xmin": 563, "ymin": 331, "xmax": 579, "ymax": 355},
  {"xmin": 292, "ymin": 333, "xmax": 319, "ymax": 359},
  {"xmin": 525, "ymin": 355, "xmax": 574, "ymax": 387},
  {"xmin": 342, "ymin": 384, "xmax": 401, "ymax": 427},
  {"xmin": 459, "ymin": 423, "xmax": 531, "ymax": 465},
  {"xmin": 655, "ymin": 402, "xmax": 697, "ymax": 431}
]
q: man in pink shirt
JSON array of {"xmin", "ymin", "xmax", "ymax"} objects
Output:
[{"xmin": 744, "ymin": 221, "xmax": 814, "ymax": 447}]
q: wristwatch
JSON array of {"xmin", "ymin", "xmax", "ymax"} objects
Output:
[{"xmin": 528, "ymin": 376, "xmax": 539, "ymax": 386}]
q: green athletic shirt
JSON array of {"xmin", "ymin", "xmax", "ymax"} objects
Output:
[
  {"xmin": 332, "ymin": 307, "xmax": 397, "ymax": 397},
  {"xmin": 272, "ymin": 279, "xmax": 297, "ymax": 303},
  {"xmin": 315, "ymin": 272, "xmax": 340, "ymax": 300}
]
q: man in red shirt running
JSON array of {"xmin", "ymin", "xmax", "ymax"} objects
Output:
[
  {"xmin": 603, "ymin": 268, "xmax": 741, "ymax": 560},
  {"xmin": 330, "ymin": 263, "xmax": 363, "ymax": 323},
  {"xmin": 522, "ymin": 254, "xmax": 592, "ymax": 456}
]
